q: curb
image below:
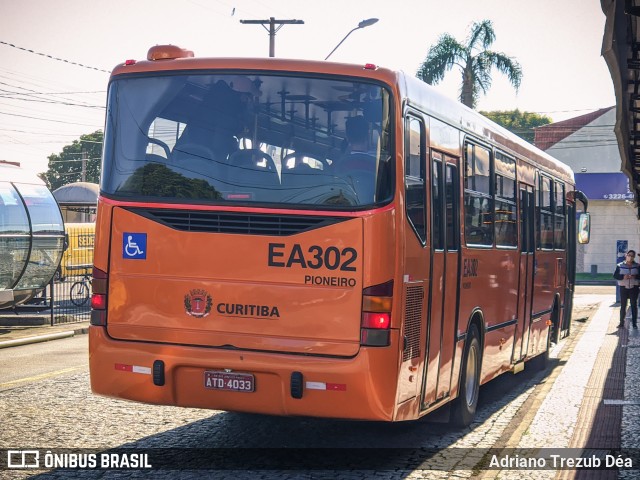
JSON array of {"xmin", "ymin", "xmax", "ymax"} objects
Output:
[
  {"xmin": 0, "ymin": 327, "xmax": 89, "ymax": 350},
  {"xmin": 0, "ymin": 317, "xmax": 51, "ymax": 327}
]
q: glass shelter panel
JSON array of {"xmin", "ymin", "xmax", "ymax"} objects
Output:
[
  {"xmin": 12, "ymin": 183, "xmax": 64, "ymax": 291},
  {"xmin": 0, "ymin": 182, "xmax": 30, "ymax": 290}
]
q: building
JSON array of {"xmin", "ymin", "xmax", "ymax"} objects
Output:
[{"xmin": 534, "ymin": 107, "xmax": 638, "ymax": 274}]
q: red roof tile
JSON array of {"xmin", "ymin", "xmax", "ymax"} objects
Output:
[{"xmin": 533, "ymin": 107, "xmax": 614, "ymax": 151}]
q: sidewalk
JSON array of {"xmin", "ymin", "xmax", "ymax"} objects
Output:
[
  {"xmin": 0, "ymin": 316, "xmax": 89, "ymax": 349},
  {"xmin": 557, "ymin": 293, "xmax": 639, "ymax": 479},
  {"xmin": 486, "ymin": 290, "xmax": 639, "ymax": 479}
]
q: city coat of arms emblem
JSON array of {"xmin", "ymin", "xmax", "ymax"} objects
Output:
[{"xmin": 184, "ymin": 289, "xmax": 213, "ymax": 318}]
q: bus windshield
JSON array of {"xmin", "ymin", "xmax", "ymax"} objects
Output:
[{"xmin": 101, "ymin": 73, "xmax": 393, "ymax": 209}]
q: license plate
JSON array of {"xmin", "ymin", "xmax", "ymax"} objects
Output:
[{"xmin": 204, "ymin": 371, "xmax": 255, "ymax": 392}]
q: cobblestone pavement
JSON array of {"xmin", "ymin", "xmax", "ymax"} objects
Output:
[
  {"xmin": 0, "ymin": 365, "xmax": 547, "ymax": 480},
  {"xmin": 0, "ymin": 291, "xmax": 636, "ymax": 479}
]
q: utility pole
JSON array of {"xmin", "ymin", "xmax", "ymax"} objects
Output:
[
  {"xmin": 239, "ymin": 17, "xmax": 304, "ymax": 57},
  {"xmin": 81, "ymin": 150, "xmax": 87, "ymax": 182}
]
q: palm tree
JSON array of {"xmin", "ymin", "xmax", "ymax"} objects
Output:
[{"xmin": 416, "ymin": 20, "xmax": 522, "ymax": 109}]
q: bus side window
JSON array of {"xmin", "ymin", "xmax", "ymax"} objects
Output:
[
  {"xmin": 554, "ymin": 181, "xmax": 566, "ymax": 250},
  {"xmin": 405, "ymin": 116, "xmax": 426, "ymax": 243},
  {"xmin": 494, "ymin": 152, "xmax": 517, "ymax": 247},
  {"xmin": 464, "ymin": 142, "xmax": 493, "ymax": 246},
  {"xmin": 538, "ymin": 175, "xmax": 554, "ymax": 250},
  {"xmin": 432, "ymin": 158, "xmax": 443, "ymax": 250},
  {"xmin": 445, "ymin": 163, "xmax": 459, "ymax": 251}
]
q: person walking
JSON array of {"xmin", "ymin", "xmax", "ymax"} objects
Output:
[{"xmin": 613, "ymin": 250, "xmax": 640, "ymax": 329}]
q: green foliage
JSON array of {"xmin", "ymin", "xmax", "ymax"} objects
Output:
[
  {"xmin": 416, "ymin": 20, "xmax": 522, "ymax": 109},
  {"xmin": 119, "ymin": 163, "xmax": 222, "ymax": 200},
  {"xmin": 479, "ymin": 109, "xmax": 552, "ymax": 143},
  {"xmin": 44, "ymin": 130, "xmax": 103, "ymax": 190}
]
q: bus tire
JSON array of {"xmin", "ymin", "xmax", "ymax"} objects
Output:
[{"xmin": 452, "ymin": 324, "xmax": 481, "ymax": 427}]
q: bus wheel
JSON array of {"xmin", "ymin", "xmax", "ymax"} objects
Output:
[{"xmin": 452, "ymin": 324, "xmax": 481, "ymax": 427}]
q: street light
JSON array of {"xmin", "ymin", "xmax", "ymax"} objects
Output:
[{"xmin": 324, "ymin": 18, "xmax": 379, "ymax": 60}]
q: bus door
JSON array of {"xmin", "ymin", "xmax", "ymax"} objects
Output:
[
  {"xmin": 422, "ymin": 151, "xmax": 460, "ymax": 408},
  {"xmin": 513, "ymin": 184, "xmax": 535, "ymax": 362}
]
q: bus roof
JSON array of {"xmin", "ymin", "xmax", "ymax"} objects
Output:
[
  {"xmin": 110, "ymin": 54, "xmax": 400, "ymax": 83},
  {"xmin": 400, "ymin": 73, "xmax": 575, "ymax": 184}
]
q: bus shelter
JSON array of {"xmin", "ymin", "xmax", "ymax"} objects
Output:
[
  {"xmin": 0, "ymin": 163, "xmax": 65, "ymax": 309},
  {"xmin": 52, "ymin": 182, "xmax": 98, "ymax": 223}
]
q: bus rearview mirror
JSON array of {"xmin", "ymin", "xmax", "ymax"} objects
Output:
[{"xmin": 578, "ymin": 213, "xmax": 590, "ymax": 245}]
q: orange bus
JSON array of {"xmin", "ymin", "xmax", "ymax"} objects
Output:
[{"xmin": 89, "ymin": 45, "xmax": 590, "ymax": 425}]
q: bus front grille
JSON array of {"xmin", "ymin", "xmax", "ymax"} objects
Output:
[{"xmin": 126, "ymin": 208, "xmax": 349, "ymax": 236}]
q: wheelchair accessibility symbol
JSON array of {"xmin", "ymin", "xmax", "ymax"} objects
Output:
[{"xmin": 123, "ymin": 232, "xmax": 147, "ymax": 259}]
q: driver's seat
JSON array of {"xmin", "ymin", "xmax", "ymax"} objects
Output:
[
  {"xmin": 226, "ymin": 149, "xmax": 279, "ymax": 198},
  {"xmin": 170, "ymin": 126, "xmax": 224, "ymax": 185}
]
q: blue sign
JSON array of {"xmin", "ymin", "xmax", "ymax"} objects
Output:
[
  {"xmin": 574, "ymin": 173, "xmax": 634, "ymax": 200},
  {"xmin": 617, "ymin": 240, "xmax": 628, "ymax": 264},
  {"xmin": 617, "ymin": 240, "xmax": 628, "ymax": 303},
  {"xmin": 123, "ymin": 232, "xmax": 147, "ymax": 259}
]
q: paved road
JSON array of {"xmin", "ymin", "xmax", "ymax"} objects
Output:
[
  {"xmin": 0, "ymin": 335, "xmax": 87, "ymax": 391},
  {"xmin": 0, "ymin": 367, "xmax": 552, "ymax": 479}
]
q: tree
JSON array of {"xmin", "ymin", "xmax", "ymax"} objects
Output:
[
  {"xmin": 44, "ymin": 130, "xmax": 103, "ymax": 190},
  {"xmin": 416, "ymin": 20, "xmax": 523, "ymax": 109},
  {"xmin": 479, "ymin": 109, "xmax": 552, "ymax": 143},
  {"xmin": 120, "ymin": 163, "xmax": 222, "ymax": 200}
]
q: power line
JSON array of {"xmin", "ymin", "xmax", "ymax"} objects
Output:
[
  {"xmin": 0, "ymin": 110, "xmax": 102, "ymax": 127},
  {"xmin": 0, "ymin": 128, "xmax": 90, "ymax": 136},
  {"xmin": 48, "ymin": 157, "xmax": 101, "ymax": 164},
  {"xmin": 0, "ymin": 94, "xmax": 104, "ymax": 109},
  {"xmin": 0, "ymin": 87, "xmax": 104, "ymax": 96},
  {"xmin": 0, "ymin": 99, "xmax": 101, "ymax": 124},
  {"xmin": 185, "ymin": 0, "xmax": 232, "ymax": 17},
  {"xmin": 0, "ymin": 80, "xmax": 99, "ymax": 104},
  {"xmin": 0, "ymin": 70, "xmax": 104, "ymax": 102},
  {"xmin": 0, "ymin": 40, "xmax": 110, "ymax": 73}
]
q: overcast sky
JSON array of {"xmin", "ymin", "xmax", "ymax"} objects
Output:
[{"xmin": 0, "ymin": 0, "xmax": 614, "ymax": 176}]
